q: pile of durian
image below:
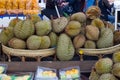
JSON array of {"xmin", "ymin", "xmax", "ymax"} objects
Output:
[
  {"xmin": 0, "ymin": 14, "xmax": 54, "ymax": 50},
  {"xmin": 0, "ymin": 0, "xmax": 39, "ymax": 15},
  {"xmin": 89, "ymin": 51, "xmax": 120, "ymax": 80},
  {"xmin": 0, "ymin": 6, "xmax": 120, "ymax": 61}
]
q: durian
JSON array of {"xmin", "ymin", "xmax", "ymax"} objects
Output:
[{"xmin": 95, "ymin": 58, "xmax": 113, "ymax": 74}]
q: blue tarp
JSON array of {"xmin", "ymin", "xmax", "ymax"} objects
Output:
[
  {"xmin": 84, "ymin": 0, "xmax": 95, "ymax": 11},
  {"xmin": 0, "ymin": 14, "xmax": 43, "ymax": 19},
  {"xmin": 0, "ymin": 14, "xmax": 25, "ymax": 18}
]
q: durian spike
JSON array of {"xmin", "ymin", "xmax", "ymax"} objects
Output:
[
  {"xmin": 106, "ymin": 22, "xmax": 109, "ymax": 28},
  {"xmin": 103, "ymin": 20, "xmax": 109, "ymax": 28},
  {"xmin": 92, "ymin": 67, "xmax": 96, "ymax": 72},
  {"xmin": 95, "ymin": 0, "xmax": 99, "ymax": 6},
  {"xmin": 104, "ymin": 20, "xmax": 110, "ymax": 27}
]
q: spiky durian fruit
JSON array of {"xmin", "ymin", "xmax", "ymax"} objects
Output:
[
  {"xmin": 113, "ymin": 51, "xmax": 120, "ymax": 63},
  {"xmin": 84, "ymin": 40, "xmax": 96, "ymax": 49},
  {"xmin": 49, "ymin": 32, "xmax": 58, "ymax": 48},
  {"xmin": 8, "ymin": 38, "xmax": 26, "ymax": 49},
  {"xmin": 65, "ymin": 21, "xmax": 81, "ymax": 37},
  {"xmin": 30, "ymin": 14, "xmax": 41, "ymax": 24},
  {"xmin": 57, "ymin": 33, "xmax": 75, "ymax": 61},
  {"xmin": 95, "ymin": 58, "xmax": 113, "ymax": 74},
  {"xmin": 52, "ymin": 17, "xmax": 68, "ymax": 33},
  {"xmin": 14, "ymin": 19, "xmax": 35, "ymax": 40},
  {"xmin": 97, "ymin": 28, "xmax": 113, "ymax": 48},
  {"xmin": 73, "ymin": 34, "xmax": 86, "ymax": 49},
  {"xmin": 99, "ymin": 73, "xmax": 118, "ymax": 80},
  {"xmin": 0, "ymin": 27, "xmax": 14, "ymax": 45},
  {"xmin": 70, "ymin": 12, "xmax": 86, "ymax": 23},
  {"xmin": 26, "ymin": 35, "xmax": 41, "ymax": 50},
  {"xmin": 39, "ymin": 36, "xmax": 51, "ymax": 49},
  {"xmin": 91, "ymin": 18, "xmax": 105, "ymax": 29},
  {"xmin": 86, "ymin": 6, "xmax": 101, "ymax": 19},
  {"xmin": 104, "ymin": 21, "xmax": 115, "ymax": 32},
  {"xmin": 112, "ymin": 63, "xmax": 120, "ymax": 78},
  {"xmin": 89, "ymin": 68, "xmax": 100, "ymax": 80},
  {"xmin": 9, "ymin": 17, "xmax": 22, "ymax": 27},
  {"xmin": 86, "ymin": 25, "xmax": 100, "ymax": 41},
  {"xmin": 35, "ymin": 20, "xmax": 52, "ymax": 36}
]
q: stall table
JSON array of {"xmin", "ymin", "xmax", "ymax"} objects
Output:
[{"xmin": 0, "ymin": 61, "xmax": 96, "ymax": 80}]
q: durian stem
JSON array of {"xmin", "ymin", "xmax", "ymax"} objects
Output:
[
  {"xmin": 98, "ymin": 54, "xmax": 103, "ymax": 59},
  {"xmin": 106, "ymin": 22, "xmax": 109, "ymax": 28},
  {"xmin": 95, "ymin": 0, "xmax": 99, "ymax": 6}
]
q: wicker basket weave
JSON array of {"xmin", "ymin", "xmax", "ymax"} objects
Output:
[
  {"xmin": 2, "ymin": 45, "xmax": 55, "ymax": 62},
  {"xmin": 78, "ymin": 44, "xmax": 120, "ymax": 56}
]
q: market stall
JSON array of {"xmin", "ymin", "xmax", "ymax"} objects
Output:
[{"xmin": 0, "ymin": 0, "xmax": 120, "ymax": 80}]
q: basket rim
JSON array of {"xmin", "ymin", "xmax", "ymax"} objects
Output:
[
  {"xmin": 2, "ymin": 45, "xmax": 56, "ymax": 57},
  {"xmin": 78, "ymin": 44, "xmax": 120, "ymax": 56}
]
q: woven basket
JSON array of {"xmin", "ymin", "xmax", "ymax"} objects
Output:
[
  {"xmin": 2, "ymin": 45, "xmax": 55, "ymax": 62},
  {"xmin": 78, "ymin": 44, "xmax": 120, "ymax": 56}
]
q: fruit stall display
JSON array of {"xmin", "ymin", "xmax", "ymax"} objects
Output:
[
  {"xmin": 1, "ymin": 1, "xmax": 120, "ymax": 79},
  {"xmin": 89, "ymin": 51, "xmax": 120, "ymax": 80},
  {"xmin": 0, "ymin": 5, "xmax": 120, "ymax": 61}
]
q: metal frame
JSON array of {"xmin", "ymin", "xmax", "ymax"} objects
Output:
[{"xmin": 115, "ymin": 8, "xmax": 120, "ymax": 30}]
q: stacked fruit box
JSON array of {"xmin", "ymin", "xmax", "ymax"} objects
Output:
[
  {"xmin": 0, "ymin": 0, "xmax": 41, "ymax": 32},
  {"xmin": 0, "ymin": 0, "xmax": 40, "ymax": 15}
]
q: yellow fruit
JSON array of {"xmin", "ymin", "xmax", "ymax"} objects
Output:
[
  {"xmin": 18, "ymin": 0, "xmax": 26, "ymax": 10},
  {"xmin": 0, "ymin": 9, "xmax": 6, "ymax": 15},
  {"xmin": 32, "ymin": 0, "xmax": 39, "ymax": 10},
  {"xmin": 0, "ymin": 0, "xmax": 6, "ymax": 9},
  {"xmin": 6, "ymin": 0, "xmax": 12, "ymax": 10},
  {"xmin": 12, "ymin": 0, "xmax": 19, "ymax": 9},
  {"xmin": 26, "ymin": 0, "xmax": 32, "ymax": 10}
]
